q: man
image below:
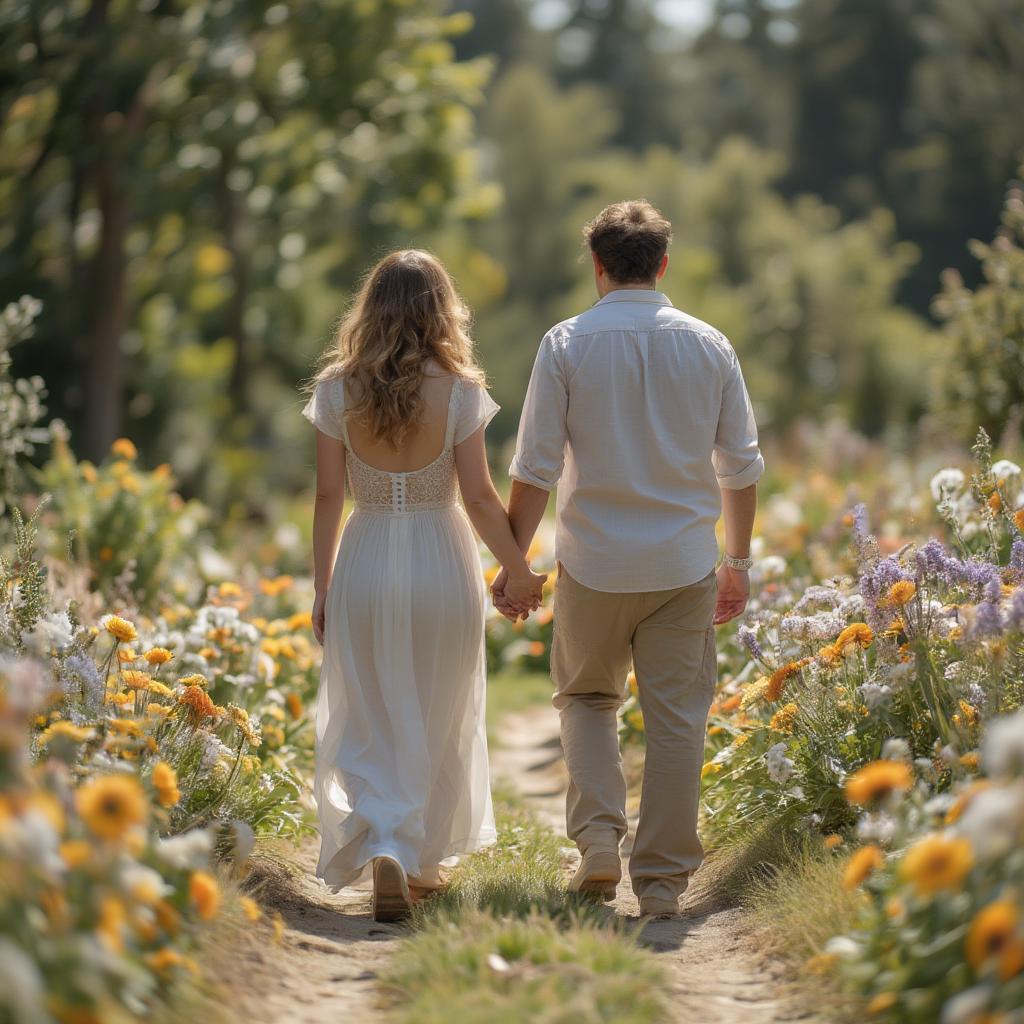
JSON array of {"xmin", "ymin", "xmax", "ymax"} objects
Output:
[{"xmin": 493, "ymin": 200, "xmax": 762, "ymax": 917}]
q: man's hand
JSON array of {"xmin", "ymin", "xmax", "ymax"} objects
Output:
[
  {"xmin": 491, "ymin": 567, "xmax": 543, "ymax": 622},
  {"xmin": 312, "ymin": 591, "xmax": 327, "ymax": 645},
  {"xmin": 713, "ymin": 563, "xmax": 749, "ymax": 625}
]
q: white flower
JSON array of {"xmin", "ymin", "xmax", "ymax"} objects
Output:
[
  {"xmin": 856, "ymin": 811, "xmax": 897, "ymax": 843},
  {"xmin": 991, "ymin": 459, "xmax": 1022, "ymax": 481},
  {"xmin": 982, "ymin": 709, "xmax": 1024, "ymax": 779},
  {"xmin": 120, "ymin": 862, "xmax": 172, "ymax": 902},
  {"xmin": 859, "ymin": 683, "xmax": 893, "ymax": 710},
  {"xmin": 940, "ymin": 985, "xmax": 994, "ymax": 1024},
  {"xmin": 198, "ymin": 733, "xmax": 233, "ymax": 771},
  {"xmin": 0, "ymin": 938, "xmax": 45, "ymax": 1023},
  {"xmin": 881, "ymin": 738, "xmax": 910, "ymax": 762},
  {"xmin": 231, "ymin": 820, "xmax": 256, "ymax": 865},
  {"xmin": 823, "ymin": 936, "xmax": 860, "ymax": 959},
  {"xmin": 765, "ymin": 742, "xmax": 794, "ymax": 784},
  {"xmin": 22, "ymin": 610, "xmax": 74, "ymax": 657},
  {"xmin": 955, "ymin": 781, "xmax": 1024, "ymax": 862},
  {"xmin": 155, "ymin": 828, "xmax": 214, "ymax": 870},
  {"xmin": 930, "ymin": 467, "xmax": 966, "ymax": 501},
  {"xmin": 755, "ymin": 556, "xmax": 788, "ymax": 580}
]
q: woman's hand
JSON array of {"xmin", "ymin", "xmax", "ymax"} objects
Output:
[
  {"xmin": 500, "ymin": 568, "xmax": 547, "ymax": 619},
  {"xmin": 312, "ymin": 591, "xmax": 327, "ymax": 645}
]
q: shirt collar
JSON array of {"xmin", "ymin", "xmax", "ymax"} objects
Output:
[{"xmin": 594, "ymin": 289, "xmax": 672, "ymax": 306}]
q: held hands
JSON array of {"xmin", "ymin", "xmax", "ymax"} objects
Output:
[
  {"xmin": 713, "ymin": 562, "xmax": 749, "ymax": 625},
  {"xmin": 491, "ymin": 565, "xmax": 547, "ymax": 622}
]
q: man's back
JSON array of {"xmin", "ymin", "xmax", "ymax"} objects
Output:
[{"xmin": 510, "ymin": 289, "xmax": 762, "ymax": 592}]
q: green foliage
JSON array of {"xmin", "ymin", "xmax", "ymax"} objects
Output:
[
  {"xmin": 0, "ymin": 501, "xmax": 49, "ymax": 652},
  {"xmin": 931, "ymin": 177, "xmax": 1024, "ymax": 445}
]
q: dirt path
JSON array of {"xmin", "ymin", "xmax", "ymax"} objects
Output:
[
  {"xmin": 495, "ymin": 704, "xmax": 812, "ymax": 1024},
  {"xmin": 218, "ymin": 840, "xmax": 397, "ymax": 1023}
]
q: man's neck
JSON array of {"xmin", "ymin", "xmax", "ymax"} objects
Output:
[{"xmin": 597, "ymin": 281, "xmax": 659, "ymax": 299}]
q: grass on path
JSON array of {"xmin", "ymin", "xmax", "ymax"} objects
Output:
[
  {"xmin": 381, "ymin": 793, "xmax": 668, "ymax": 1024},
  {"xmin": 486, "ymin": 667, "xmax": 553, "ymax": 742}
]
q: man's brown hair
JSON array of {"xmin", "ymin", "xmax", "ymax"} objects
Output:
[{"xmin": 583, "ymin": 200, "xmax": 672, "ymax": 285}]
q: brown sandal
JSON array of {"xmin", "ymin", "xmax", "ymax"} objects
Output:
[{"xmin": 372, "ymin": 856, "xmax": 413, "ymax": 923}]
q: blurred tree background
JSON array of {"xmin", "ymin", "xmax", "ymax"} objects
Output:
[{"xmin": 2, "ymin": 0, "xmax": 1022, "ymax": 517}]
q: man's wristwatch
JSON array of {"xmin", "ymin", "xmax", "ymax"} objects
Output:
[{"xmin": 723, "ymin": 553, "xmax": 753, "ymax": 571}]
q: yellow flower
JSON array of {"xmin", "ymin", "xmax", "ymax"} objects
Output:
[
  {"xmin": 988, "ymin": 491, "xmax": 1002, "ymax": 513},
  {"xmin": 122, "ymin": 669, "xmax": 152, "ymax": 691},
  {"xmin": 1014, "ymin": 507, "xmax": 1024, "ymax": 533},
  {"xmin": 146, "ymin": 948, "xmax": 185, "ymax": 976},
  {"xmin": 59, "ymin": 839, "xmax": 93, "ymax": 868},
  {"xmin": 823, "ymin": 834, "xmax": 843, "ymax": 851},
  {"xmin": 740, "ymin": 676, "xmax": 771, "ymax": 708},
  {"xmin": 102, "ymin": 615, "xmax": 138, "ymax": 643},
  {"xmin": 38, "ymin": 721, "xmax": 95, "ymax": 746},
  {"xmin": 844, "ymin": 760, "xmax": 912, "ymax": 806},
  {"xmin": 218, "ymin": 581, "xmax": 243, "ymax": 598},
  {"xmin": 117, "ymin": 647, "xmax": 138, "ymax": 663},
  {"xmin": 190, "ymin": 870, "xmax": 221, "ymax": 921},
  {"xmin": 769, "ymin": 702, "xmax": 799, "ymax": 734},
  {"xmin": 76, "ymin": 774, "xmax": 148, "ymax": 841},
  {"xmin": 97, "ymin": 895, "xmax": 126, "ymax": 952},
  {"xmin": 240, "ymin": 896, "xmax": 261, "ymax": 922},
  {"xmin": 107, "ymin": 718, "xmax": 142, "ymax": 736},
  {"xmin": 701, "ymin": 762, "xmax": 723, "ymax": 779},
  {"xmin": 958, "ymin": 700, "xmax": 979, "ymax": 726},
  {"xmin": 965, "ymin": 900, "xmax": 1023, "ymax": 980},
  {"xmin": 151, "ymin": 761, "xmax": 181, "ymax": 808},
  {"xmin": 805, "ymin": 952, "xmax": 838, "ymax": 975},
  {"xmin": 81, "ymin": 462, "xmax": 98, "ymax": 484},
  {"xmin": 945, "ymin": 781, "xmax": 992, "ymax": 825},
  {"xmin": 900, "ymin": 834, "xmax": 974, "ymax": 896},
  {"xmin": 259, "ymin": 575, "xmax": 294, "ymax": 596},
  {"xmin": 178, "ymin": 673, "xmax": 209, "ymax": 688},
  {"xmin": 228, "ymin": 705, "xmax": 262, "ymax": 747},
  {"xmin": 867, "ymin": 992, "xmax": 898, "ymax": 1015},
  {"xmin": 147, "ymin": 680, "xmax": 174, "ymax": 698},
  {"xmin": 836, "ymin": 622, "xmax": 873, "ymax": 650},
  {"xmin": 842, "ymin": 844, "xmax": 884, "ymax": 891},
  {"xmin": 144, "ymin": 647, "xmax": 174, "ymax": 666},
  {"xmin": 882, "ymin": 581, "xmax": 916, "ymax": 608},
  {"xmin": 959, "ymin": 752, "xmax": 981, "ymax": 772},
  {"xmin": 110, "ymin": 437, "xmax": 137, "ymax": 460}
]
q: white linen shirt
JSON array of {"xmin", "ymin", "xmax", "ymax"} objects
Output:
[{"xmin": 509, "ymin": 290, "xmax": 764, "ymax": 593}]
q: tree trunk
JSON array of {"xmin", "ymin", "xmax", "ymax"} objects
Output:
[{"xmin": 83, "ymin": 155, "xmax": 129, "ymax": 460}]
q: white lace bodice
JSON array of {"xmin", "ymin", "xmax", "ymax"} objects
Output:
[{"xmin": 301, "ymin": 374, "xmax": 501, "ymax": 516}]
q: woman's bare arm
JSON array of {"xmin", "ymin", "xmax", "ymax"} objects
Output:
[
  {"xmin": 454, "ymin": 426, "xmax": 545, "ymax": 610},
  {"xmin": 311, "ymin": 430, "xmax": 347, "ymax": 643}
]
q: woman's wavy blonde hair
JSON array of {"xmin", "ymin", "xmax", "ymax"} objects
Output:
[{"xmin": 310, "ymin": 250, "xmax": 485, "ymax": 448}]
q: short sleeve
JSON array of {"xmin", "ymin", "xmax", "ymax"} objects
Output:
[
  {"xmin": 300, "ymin": 378, "xmax": 346, "ymax": 441},
  {"xmin": 453, "ymin": 381, "xmax": 500, "ymax": 445}
]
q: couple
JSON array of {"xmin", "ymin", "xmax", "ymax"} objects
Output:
[{"xmin": 301, "ymin": 200, "xmax": 763, "ymax": 923}]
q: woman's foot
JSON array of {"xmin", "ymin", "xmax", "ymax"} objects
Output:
[{"xmin": 372, "ymin": 856, "xmax": 413, "ymax": 923}]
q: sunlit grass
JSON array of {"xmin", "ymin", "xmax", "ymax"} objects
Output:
[{"xmin": 485, "ymin": 666, "xmax": 552, "ymax": 741}]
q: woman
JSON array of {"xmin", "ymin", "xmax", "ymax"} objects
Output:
[{"xmin": 301, "ymin": 250, "xmax": 545, "ymax": 922}]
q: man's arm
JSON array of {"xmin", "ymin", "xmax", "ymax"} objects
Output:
[{"xmin": 714, "ymin": 483, "xmax": 757, "ymax": 625}]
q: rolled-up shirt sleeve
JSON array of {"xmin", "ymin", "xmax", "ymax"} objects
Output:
[
  {"xmin": 713, "ymin": 345, "xmax": 764, "ymax": 489},
  {"xmin": 509, "ymin": 332, "xmax": 569, "ymax": 491}
]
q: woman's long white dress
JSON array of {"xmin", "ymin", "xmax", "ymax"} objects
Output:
[{"xmin": 302, "ymin": 375, "xmax": 498, "ymax": 889}]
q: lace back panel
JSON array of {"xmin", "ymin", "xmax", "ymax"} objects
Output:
[{"xmin": 345, "ymin": 380, "xmax": 461, "ymax": 514}]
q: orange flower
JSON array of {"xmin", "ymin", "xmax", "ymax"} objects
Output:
[
  {"xmin": 1014, "ymin": 508, "xmax": 1024, "ymax": 533},
  {"xmin": 189, "ymin": 871, "xmax": 221, "ymax": 921},
  {"xmin": 987, "ymin": 492, "xmax": 1002, "ymax": 513},
  {"xmin": 151, "ymin": 761, "xmax": 181, "ymax": 808},
  {"xmin": 845, "ymin": 760, "xmax": 912, "ymax": 806},
  {"xmin": 900, "ymin": 834, "xmax": 974, "ymax": 896},
  {"xmin": 76, "ymin": 774, "xmax": 148, "ymax": 841},
  {"xmin": 836, "ymin": 623, "xmax": 873, "ymax": 650},
  {"xmin": 285, "ymin": 692, "xmax": 303, "ymax": 720},
  {"xmin": 178, "ymin": 685, "xmax": 218, "ymax": 723},
  {"xmin": 144, "ymin": 647, "xmax": 174, "ymax": 666},
  {"xmin": 766, "ymin": 661, "xmax": 804, "ymax": 702},
  {"xmin": 121, "ymin": 669, "xmax": 152, "ymax": 691},
  {"xmin": 881, "ymin": 581, "xmax": 916, "ymax": 608},
  {"xmin": 842, "ymin": 844, "xmax": 884, "ymax": 890},
  {"xmin": 823, "ymin": 834, "xmax": 843, "ymax": 851},
  {"xmin": 965, "ymin": 900, "xmax": 1021, "ymax": 978},
  {"xmin": 110, "ymin": 438, "xmax": 137, "ymax": 460}
]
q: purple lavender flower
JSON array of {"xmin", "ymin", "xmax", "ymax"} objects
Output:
[
  {"xmin": 1010, "ymin": 539, "xmax": 1024, "ymax": 576},
  {"xmin": 1006, "ymin": 587, "xmax": 1024, "ymax": 630},
  {"xmin": 737, "ymin": 624, "xmax": 764, "ymax": 662},
  {"xmin": 860, "ymin": 556, "xmax": 910, "ymax": 629}
]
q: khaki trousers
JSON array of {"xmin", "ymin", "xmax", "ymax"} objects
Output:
[{"xmin": 551, "ymin": 565, "xmax": 717, "ymax": 904}]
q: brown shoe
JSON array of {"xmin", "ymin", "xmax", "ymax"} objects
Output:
[
  {"xmin": 568, "ymin": 849, "xmax": 621, "ymax": 902},
  {"xmin": 372, "ymin": 856, "xmax": 413, "ymax": 923}
]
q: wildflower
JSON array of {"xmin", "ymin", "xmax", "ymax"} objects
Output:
[
  {"xmin": 769, "ymin": 703, "xmax": 799, "ymax": 734},
  {"xmin": 189, "ymin": 870, "xmax": 221, "ymax": 920},
  {"xmin": 97, "ymin": 895, "xmax": 126, "ymax": 952},
  {"xmin": 841, "ymin": 844, "xmax": 884, "ymax": 890},
  {"xmin": 866, "ymin": 993, "xmax": 898, "ymax": 1015},
  {"xmin": 144, "ymin": 647, "xmax": 174, "ymax": 666},
  {"xmin": 900, "ymin": 834, "xmax": 974, "ymax": 896},
  {"xmin": 930, "ymin": 468, "xmax": 966, "ymax": 501},
  {"xmin": 987, "ymin": 492, "xmax": 1001, "ymax": 513},
  {"xmin": 765, "ymin": 662, "xmax": 803, "ymax": 702},
  {"xmin": 992, "ymin": 458, "xmax": 1022, "ymax": 481},
  {"xmin": 965, "ymin": 900, "xmax": 1024, "ymax": 980},
  {"xmin": 263, "ymin": 723, "xmax": 285, "ymax": 749},
  {"xmin": 823, "ymin": 834, "xmax": 843, "ymax": 851},
  {"xmin": 178, "ymin": 673, "xmax": 210, "ymax": 688},
  {"xmin": 178, "ymin": 685, "xmax": 218, "ymax": 723},
  {"xmin": 59, "ymin": 840, "xmax": 92, "ymax": 868},
  {"xmin": 765, "ymin": 742, "xmax": 794, "ymax": 784},
  {"xmin": 228, "ymin": 705, "xmax": 262, "ymax": 746},
  {"xmin": 121, "ymin": 863, "xmax": 171, "ymax": 905},
  {"xmin": 77, "ymin": 774, "xmax": 148, "ymax": 841},
  {"xmin": 736, "ymin": 624, "xmax": 764, "ymax": 661},
  {"xmin": 107, "ymin": 717, "xmax": 142, "ymax": 736},
  {"xmin": 881, "ymin": 580, "xmax": 916, "ymax": 608},
  {"xmin": 155, "ymin": 828, "xmax": 214, "ymax": 870},
  {"xmin": 982, "ymin": 708, "xmax": 1024, "ymax": 778},
  {"xmin": 845, "ymin": 760, "xmax": 912, "ymax": 806},
  {"xmin": 1015, "ymin": 508, "xmax": 1024, "ymax": 533},
  {"xmin": 111, "ymin": 437, "xmax": 137, "ymax": 460},
  {"xmin": 956, "ymin": 783, "xmax": 1024, "ymax": 862},
  {"xmin": 805, "ymin": 952, "xmax": 838, "ymax": 975},
  {"xmin": 101, "ymin": 615, "xmax": 138, "ymax": 643},
  {"xmin": 151, "ymin": 761, "xmax": 181, "ymax": 808},
  {"xmin": 701, "ymin": 762, "xmax": 722, "ymax": 779},
  {"xmin": 836, "ymin": 623, "xmax": 873, "ymax": 650},
  {"xmin": 37, "ymin": 721, "xmax": 95, "ymax": 746},
  {"xmin": 285, "ymin": 692, "xmax": 303, "ymax": 719},
  {"xmin": 147, "ymin": 948, "xmax": 185, "ymax": 976},
  {"xmin": 122, "ymin": 669, "xmax": 152, "ymax": 691},
  {"xmin": 240, "ymin": 896, "xmax": 261, "ymax": 922},
  {"xmin": 147, "ymin": 680, "xmax": 174, "ymax": 698}
]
